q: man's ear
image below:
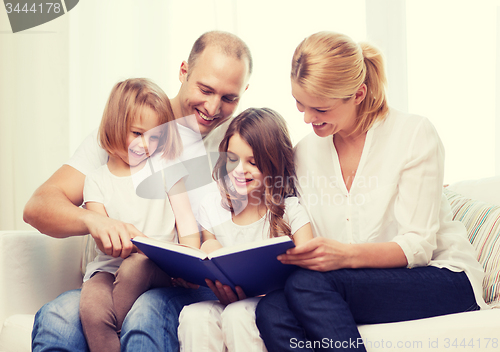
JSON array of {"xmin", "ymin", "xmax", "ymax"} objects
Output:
[{"xmin": 179, "ymin": 61, "xmax": 189, "ymax": 83}]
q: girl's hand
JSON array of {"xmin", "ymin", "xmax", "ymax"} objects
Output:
[
  {"xmin": 205, "ymin": 279, "xmax": 246, "ymax": 306},
  {"xmin": 278, "ymin": 237, "xmax": 352, "ymax": 272},
  {"xmin": 171, "ymin": 278, "xmax": 200, "ymax": 289}
]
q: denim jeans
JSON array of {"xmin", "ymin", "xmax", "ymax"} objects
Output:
[
  {"xmin": 255, "ymin": 267, "xmax": 479, "ymax": 352},
  {"xmin": 32, "ymin": 286, "xmax": 217, "ymax": 352}
]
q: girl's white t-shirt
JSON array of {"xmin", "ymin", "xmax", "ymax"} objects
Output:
[
  {"xmin": 294, "ymin": 108, "xmax": 487, "ymax": 309},
  {"xmin": 198, "ymin": 192, "xmax": 310, "ymax": 247},
  {"xmin": 82, "ymin": 162, "xmax": 186, "ymax": 281}
]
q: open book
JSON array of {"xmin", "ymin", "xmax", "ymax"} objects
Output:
[{"xmin": 131, "ymin": 236, "xmax": 297, "ymax": 297}]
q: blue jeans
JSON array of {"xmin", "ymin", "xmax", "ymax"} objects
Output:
[
  {"xmin": 255, "ymin": 267, "xmax": 479, "ymax": 352},
  {"xmin": 32, "ymin": 286, "xmax": 216, "ymax": 352}
]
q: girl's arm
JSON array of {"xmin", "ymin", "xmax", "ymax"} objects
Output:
[
  {"xmin": 200, "ymin": 228, "xmax": 223, "ymax": 253},
  {"xmin": 168, "ymin": 179, "xmax": 201, "ymax": 249},
  {"xmin": 291, "ymin": 223, "xmax": 314, "ymax": 246}
]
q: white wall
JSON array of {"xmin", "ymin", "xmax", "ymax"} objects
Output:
[
  {"xmin": 406, "ymin": 0, "xmax": 499, "ymax": 184},
  {"xmin": 0, "ymin": 9, "xmax": 69, "ymax": 231}
]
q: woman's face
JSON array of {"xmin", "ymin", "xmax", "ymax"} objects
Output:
[{"xmin": 291, "ymin": 80, "xmax": 364, "ymax": 138}]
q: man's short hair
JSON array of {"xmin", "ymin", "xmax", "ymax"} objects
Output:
[{"xmin": 187, "ymin": 31, "xmax": 253, "ymax": 77}]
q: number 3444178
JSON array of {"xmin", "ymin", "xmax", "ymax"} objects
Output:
[{"xmin": 5, "ymin": 3, "xmax": 62, "ymax": 14}]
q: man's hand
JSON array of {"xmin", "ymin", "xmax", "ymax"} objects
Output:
[
  {"xmin": 205, "ymin": 279, "xmax": 246, "ymax": 306},
  {"xmin": 83, "ymin": 206, "xmax": 146, "ymax": 258}
]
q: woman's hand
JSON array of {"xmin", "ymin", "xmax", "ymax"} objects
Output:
[
  {"xmin": 278, "ymin": 237, "xmax": 408, "ymax": 271},
  {"xmin": 278, "ymin": 237, "xmax": 352, "ymax": 272},
  {"xmin": 206, "ymin": 279, "xmax": 246, "ymax": 305}
]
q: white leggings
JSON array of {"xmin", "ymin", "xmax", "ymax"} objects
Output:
[{"xmin": 178, "ymin": 297, "xmax": 267, "ymax": 352}]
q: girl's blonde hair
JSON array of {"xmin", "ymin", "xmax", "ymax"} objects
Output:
[
  {"xmin": 291, "ymin": 31, "xmax": 389, "ymax": 134},
  {"xmin": 213, "ymin": 108, "xmax": 296, "ymax": 239},
  {"xmin": 98, "ymin": 78, "xmax": 182, "ymax": 160}
]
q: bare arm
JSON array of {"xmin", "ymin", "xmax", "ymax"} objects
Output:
[
  {"xmin": 200, "ymin": 229, "xmax": 222, "ymax": 254},
  {"xmin": 23, "ymin": 165, "xmax": 92, "ymax": 237},
  {"xmin": 24, "ymin": 164, "xmax": 144, "ymax": 258},
  {"xmin": 168, "ymin": 179, "xmax": 201, "ymax": 249},
  {"xmin": 278, "ymin": 237, "xmax": 407, "ymax": 271},
  {"xmin": 291, "ymin": 223, "xmax": 314, "ymax": 246}
]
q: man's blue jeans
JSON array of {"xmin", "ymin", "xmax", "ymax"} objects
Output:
[
  {"xmin": 255, "ymin": 267, "xmax": 479, "ymax": 352},
  {"xmin": 32, "ymin": 286, "xmax": 216, "ymax": 352}
]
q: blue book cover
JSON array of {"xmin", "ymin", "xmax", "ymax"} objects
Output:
[{"xmin": 131, "ymin": 236, "xmax": 297, "ymax": 297}]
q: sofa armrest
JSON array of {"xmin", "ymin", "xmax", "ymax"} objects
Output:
[{"xmin": 0, "ymin": 231, "xmax": 85, "ymax": 325}]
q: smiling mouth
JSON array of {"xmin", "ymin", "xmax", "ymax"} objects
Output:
[
  {"xmin": 198, "ymin": 110, "xmax": 215, "ymax": 121},
  {"xmin": 234, "ymin": 176, "xmax": 253, "ymax": 185},
  {"xmin": 130, "ymin": 149, "xmax": 145, "ymax": 157},
  {"xmin": 312, "ymin": 122, "xmax": 326, "ymax": 126}
]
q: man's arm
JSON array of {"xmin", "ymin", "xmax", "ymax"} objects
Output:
[
  {"xmin": 23, "ymin": 165, "xmax": 143, "ymax": 258},
  {"xmin": 23, "ymin": 165, "xmax": 90, "ymax": 237}
]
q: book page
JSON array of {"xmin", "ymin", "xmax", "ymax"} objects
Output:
[
  {"xmin": 132, "ymin": 237, "xmax": 207, "ymax": 259},
  {"xmin": 208, "ymin": 236, "xmax": 293, "ymax": 259}
]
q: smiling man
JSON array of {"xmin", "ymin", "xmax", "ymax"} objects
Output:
[
  {"xmin": 172, "ymin": 32, "xmax": 251, "ymax": 138},
  {"xmin": 27, "ymin": 31, "xmax": 252, "ymax": 352}
]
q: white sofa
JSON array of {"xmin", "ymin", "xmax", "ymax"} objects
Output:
[{"xmin": 1, "ymin": 177, "xmax": 500, "ymax": 352}]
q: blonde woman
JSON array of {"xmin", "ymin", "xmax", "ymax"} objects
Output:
[{"xmin": 255, "ymin": 32, "xmax": 487, "ymax": 352}]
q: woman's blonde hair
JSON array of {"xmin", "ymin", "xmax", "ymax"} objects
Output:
[
  {"xmin": 98, "ymin": 78, "xmax": 181, "ymax": 160},
  {"xmin": 291, "ymin": 31, "xmax": 389, "ymax": 134}
]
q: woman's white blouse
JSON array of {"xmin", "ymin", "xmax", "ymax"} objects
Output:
[{"xmin": 294, "ymin": 108, "xmax": 487, "ymax": 308}]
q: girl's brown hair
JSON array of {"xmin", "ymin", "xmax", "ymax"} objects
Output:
[
  {"xmin": 213, "ymin": 107, "xmax": 296, "ymax": 238},
  {"xmin": 98, "ymin": 78, "xmax": 182, "ymax": 160},
  {"xmin": 291, "ymin": 31, "xmax": 389, "ymax": 134}
]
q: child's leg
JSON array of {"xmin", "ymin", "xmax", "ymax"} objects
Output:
[
  {"xmin": 79, "ymin": 271, "xmax": 120, "ymax": 352},
  {"xmin": 221, "ymin": 297, "xmax": 268, "ymax": 352},
  {"xmin": 178, "ymin": 300, "xmax": 226, "ymax": 352},
  {"xmin": 113, "ymin": 253, "xmax": 172, "ymax": 331}
]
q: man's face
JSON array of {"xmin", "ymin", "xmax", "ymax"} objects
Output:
[{"xmin": 177, "ymin": 46, "xmax": 250, "ymax": 136}]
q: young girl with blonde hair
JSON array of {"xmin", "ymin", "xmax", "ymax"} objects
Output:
[
  {"xmin": 79, "ymin": 78, "xmax": 201, "ymax": 352},
  {"xmin": 178, "ymin": 107, "xmax": 313, "ymax": 352}
]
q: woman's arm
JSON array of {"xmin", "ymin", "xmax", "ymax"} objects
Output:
[
  {"xmin": 278, "ymin": 237, "xmax": 407, "ymax": 271},
  {"xmin": 168, "ymin": 179, "xmax": 201, "ymax": 249}
]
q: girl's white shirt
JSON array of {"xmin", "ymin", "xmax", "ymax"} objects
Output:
[
  {"xmin": 294, "ymin": 108, "xmax": 487, "ymax": 309},
  {"xmin": 198, "ymin": 192, "xmax": 310, "ymax": 247},
  {"xmin": 82, "ymin": 161, "xmax": 186, "ymax": 281}
]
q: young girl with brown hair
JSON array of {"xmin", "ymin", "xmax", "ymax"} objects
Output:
[
  {"xmin": 79, "ymin": 78, "xmax": 201, "ymax": 352},
  {"xmin": 177, "ymin": 107, "xmax": 313, "ymax": 352}
]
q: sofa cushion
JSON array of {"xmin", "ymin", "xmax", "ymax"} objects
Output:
[
  {"xmin": 447, "ymin": 176, "xmax": 500, "ymax": 205},
  {"xmin": 444, "ymin": 188, "xmax": 500, "ymax": 307},
  {"xmin": 0, "ymin": 314, "xmax": 34, "ymax": 352}
]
